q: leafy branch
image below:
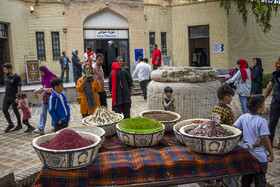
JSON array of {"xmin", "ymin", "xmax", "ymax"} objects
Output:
[{"xmin": 217, "ymin": 0, "xmax": 279, "ymax": 33}]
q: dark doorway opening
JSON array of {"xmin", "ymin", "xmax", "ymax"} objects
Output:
[
  {"xmin": 84, "ymin": 39, "xmax": 129, "ymax": 77},
  {"xmin": 0, "ymin": 23, "xmax": 10, "ymax": 85},
  {"xmin": 189, "ymin": 25, "xmax": 210, "ymax": 67}
]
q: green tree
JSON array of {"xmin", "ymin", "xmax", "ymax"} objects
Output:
[{"xmin": 217, "ymin": 0, "xmax": 279, "ymax": 33}]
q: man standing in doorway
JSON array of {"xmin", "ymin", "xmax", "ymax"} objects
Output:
[
  {"xmin": 152, "ymin": 44, "xmax": 162, "ymax": 70},
  {"xmin": 2, "ymin": 63, "xmax": 23, "ymax": 133},
  {"xmin": 93, "ymin": 53, "xmax": 107, "ymax": 107},
  {"xmin": 132, "ymin": 57, "xmax": 151, "ymax": 102},
  {"xmin": 59, "ymin": 51, "xmax": 71, "ymax": 83},
  {"xmin": 83, "ymin": 47, "xmax": 96, "ymax": 65}
]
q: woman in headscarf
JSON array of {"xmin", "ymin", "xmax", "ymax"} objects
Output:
[
  {"xmin": 109, "ymin": 62, "xmax": 134, "ymax": 119},
  {"xmin": 226, "ymin": 59, "xmax": 253, "ymax": 114},
  {"xmin": 116, "ymin": 56, "xmax": 130, "ymax": 73},
  {"xmin": 251, "ymin": 58, "xmax": 264, "ymax": 94},
  {"xmin": 34, "ymin": 66, "xmax": 57, "ymax": 134},
  {"xmin": 72, "ymin": 49, "xmax": 83, "ymax": 85},
  {"xmin": 76, "ymin": 64, "xmax": 102, "ymax": 118}
]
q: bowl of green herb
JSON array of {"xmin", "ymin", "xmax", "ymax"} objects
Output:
[{"xmin": 116, "ymin": 117, "xmax": 165, "ymax": 147}]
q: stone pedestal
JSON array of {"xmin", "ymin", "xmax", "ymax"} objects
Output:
[{"xmin": 147, "ymin": 67, "xmax": 221, "ymax": 120}]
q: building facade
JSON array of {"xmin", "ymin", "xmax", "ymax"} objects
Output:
[{"xmin": 0, "ymin": 0, "xmax": 280, "ymax": 84}]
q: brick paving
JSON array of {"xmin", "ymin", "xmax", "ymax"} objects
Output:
[{"xmin": 0, "ymin": 95, "xmax": 279, "ymax": 186}]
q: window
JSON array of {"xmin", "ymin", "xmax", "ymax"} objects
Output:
[
  {"xmin": 0, "ymin": 23, "xmax": 8, "ymax": 38},
  {"xmin": 51, "ymin": 32, "xmax": 60, "ymax": 60},
  {"xmin": 161, "ymin": 32, "xmax": 167, "ymax": 56},
  {"xmin": 36, "ymin": 32, "xmax": 46, "ymax": 61},
  {"xmin": 189, "ymin": 25, "xmax": 209, "ymax": 39},
  {"xmin": 149, "ymin": 32, "xmax": 155, "ymax": 57}
]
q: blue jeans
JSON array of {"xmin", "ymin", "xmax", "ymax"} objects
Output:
[
  {"xmin": 37, "ymin": 104, "xmax": 48, "ymax": 131},
  {"xmin": 238, "ymin": 94, "xmax": 248, "ymax": 114}
]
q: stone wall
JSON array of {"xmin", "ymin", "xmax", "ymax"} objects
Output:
[
  {"xmin": 147, "ymin": 80, "xmax": 220, "ymax": 120},
  {"xmin": 147, "ymin": 67, "xmax": 220, "ymax": 120}
]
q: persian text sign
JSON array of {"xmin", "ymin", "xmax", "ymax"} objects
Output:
[
  {"xmin": 95, "ymin": 30, "xmax": 118, "ymax": 39},
  {"xmin": 25, "ymin": 60, "xmax": 41, "ymax": 84}
]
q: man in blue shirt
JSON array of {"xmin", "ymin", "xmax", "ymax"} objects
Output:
[{"xmin": 59, "ymin": 51, "xmax": 71, "ymax": 83}]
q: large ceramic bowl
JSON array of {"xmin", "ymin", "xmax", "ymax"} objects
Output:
[
  {"xmin": 82, "ymin": 114, "xmax": 124, "ymax": 137},
  {"xmin": 32, "ymin": 132, "xmax": 101, "ymax": 170},
  {"xmin": 58, "ymin": 126, "xmax": 105, "ymax": 148},
  {"xmin": 173, "ymin": 119, "xmax": 210, "ymax": 144},
  {"xmin": 139, "ymin": 110, "xmax": 181, "ymax": 132},
  {"xmin": 179, "ymin": 124, "xmax": 242, "ymax": 154},
  {"xmin": 116, "ymin": 123, "xmax": 165, "ymax": 147}
]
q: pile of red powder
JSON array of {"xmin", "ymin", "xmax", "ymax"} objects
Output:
[{"xmin": 42, "ymin": 129, "xmax": 94, "ymax": 150}]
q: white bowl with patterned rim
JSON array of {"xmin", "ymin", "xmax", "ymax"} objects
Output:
[
  {"xmin": 139, "ymin": 110, "xmax": 181, "ymax": 132},
  {"xmin": 82, "ymin": 114, "xmax": 124, "ymax": 137},
  {"xmin": 32, "ymin": 132, "xmax": 101, "ymax": 170},
  {"xmin": 116, "ymin": 123, "xmax": 165, "ymax": 147},
  {"xmin": 179, "ymin": 124, "xmax": 242, "ymax": 154},
  {"xmin": 173, "ymin": 119, "xmax": 210, "ymax": 144}
]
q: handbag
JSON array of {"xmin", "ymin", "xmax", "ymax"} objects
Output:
[{"xmin": 43, "ymin": 93, "xmax": 50, "ymax": 105}]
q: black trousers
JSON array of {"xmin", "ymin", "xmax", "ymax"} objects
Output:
[
  {"xmin": 2, "ymin": 97, "xmax": 21, "ymax": 126},
  {"xmin": 269, "ymin": 99, "xmax": 280, "ymax": 143},
  {"xmin": 153, "ymin": 65, "xmax": 160, "ymax": 70},
  {"xmin": 98, "ymin": 91, "xmax": 107, "ymax": 107},
  {"xmin": 54, "ymin": 121, "xmax": 68, "ymax": 132},
  {"xmin": 113, "ymin": 103, "xmax": 130, "ymax": 119},
  {"xmin": 61, "ymin": 66, "xmax": 69, "ymax": 82},
  {"xmin": 140, "ymin": 80, "xmax": 149, "ymax": 100},
  {"xmin": 241, "ymin": 162, "xmax": 267, "ymax": 187},
  {"xmin": 82, "ymin": 114, "xmax": 89, "ymax": 118},
  {"xmin": 22, "ymin": 119, "xmax": 32, "ymax": 128}
]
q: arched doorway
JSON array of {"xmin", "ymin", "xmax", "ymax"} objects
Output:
[{"xmin": 83, "ymin": 9, "xmax": 129, "ymax": 77}]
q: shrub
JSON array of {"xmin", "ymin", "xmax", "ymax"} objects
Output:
[{"xmin": 263, "ymin": 73, "xmax": 272, "ymax": 88}]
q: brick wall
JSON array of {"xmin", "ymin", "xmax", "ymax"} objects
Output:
[
  {"xmin": 26, "ymin": 1, "xmax": 66, "ymax": 78},
  {"xmin": 171, "ymin": 2, "xmax": 229, "ymax": 69},
  {"xmin": 0, "ymin": 0, "xmax": 66, "ymax": 81},
  {"xmin": 228, "ymin": 5, "xmax": 280, "ymax": 73},
  {"xmin": 65, "ymin": 0, "xmax": 145, "ymax": 64},
  {"xmin": 144, "ymin": 4, "xmax": 172, "ymax": 65},
  {"xmin": 0, "ymin": 0, "xmax": 29, "ymax": 78}
]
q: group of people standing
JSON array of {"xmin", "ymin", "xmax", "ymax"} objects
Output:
[
  {"xmin": 1, "ymin": 46, "xmax": 154, "ymax": 134},
  {"xmin": 224, "ymin": 57, "xmax": 280, "ymax": 149}
]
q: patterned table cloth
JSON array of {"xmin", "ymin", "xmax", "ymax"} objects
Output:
[{"xmin": 33, "ymin": 132, "xmax": 261, "ymax": 186}]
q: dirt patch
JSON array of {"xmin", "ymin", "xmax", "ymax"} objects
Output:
[{"xmin": 143, "ymin": 113, "xmax": 177, "ymax": 121}]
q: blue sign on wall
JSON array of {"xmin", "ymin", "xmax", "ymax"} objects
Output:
[{"xmin": 134, "ymin": 49, "xmax": 143, "ymax": 61}]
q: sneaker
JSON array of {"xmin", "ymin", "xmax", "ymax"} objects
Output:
[
  {"xmin": 12, "ymin": 125, "xmax": 23, "ymax": 131},
  {"xmin": 4, "ymin": 124, "xmax": 15, "ymax": 133},
  {"xmin": 28, "ymin": 127, "xmax": 35, "ymax": 133},
  {"xmin": 34, "ymin": 129, "xmax": 45, "ymax": 135},
  {"xmin": 142, "ymin": 98, "xmax": 147, "ymax": 102},
  {"xmin": 24, "ymin": 128, "xmax": 30, "ymax": 133}
]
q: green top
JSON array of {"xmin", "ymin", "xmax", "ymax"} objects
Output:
[{"xmin": 119, "ymin": 117, "xmax": 163, "ymax": 133}]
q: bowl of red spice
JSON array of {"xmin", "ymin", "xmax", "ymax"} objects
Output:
[{"xmin": 32, "ymin": 129, "xmax": 101, "ymax": 170}]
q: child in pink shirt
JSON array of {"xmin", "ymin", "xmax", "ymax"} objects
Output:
[{"xmin": 16, "ymin": 93, "xmax": 35, "ymax": 133}]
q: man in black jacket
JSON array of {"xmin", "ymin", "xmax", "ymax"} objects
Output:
[
  {"xmin": 264, "ymin": 61, "xmax": 280, "ymax": 148},
  {"xmin": 59, "ymin": 51, "xmax": 71, "ymax": 83}
]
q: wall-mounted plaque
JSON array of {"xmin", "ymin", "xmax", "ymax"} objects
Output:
[{"xmin": 25, "ymin": 60, "xmax": 41, "ymax": 84}]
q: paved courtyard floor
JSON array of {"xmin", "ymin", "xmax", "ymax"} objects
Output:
[{"xmin": 0, "ymin": 95, "xmax": 279, "ymax": 186}]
